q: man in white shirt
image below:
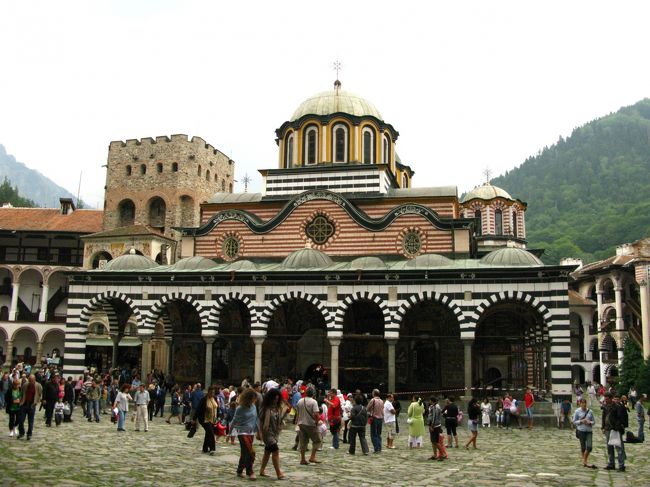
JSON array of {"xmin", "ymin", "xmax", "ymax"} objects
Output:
[
  {"xmin": 383, "ymin": 393, "xmax": 397, "ymax": 449},
  {"xmin": 296, "ymin": 388, "xmax": 322, "ymax": 464},
  {"xmin": 133, "ymin": 384, "xmax": 150, "ymax": 432}
]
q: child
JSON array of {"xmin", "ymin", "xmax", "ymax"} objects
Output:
[
  {"xmin": 495, "ymin": 397, "xmax": 504, "ymax": 428},
  {"xmin": 481, "ymin": 398, "xmax": 492, "ymax": 428},
  {"xmin": 63, "ymin": 401, "xmax": 72, "ymax": 423},
  {"xmin": 54, "ymin": 399, "xmax": 65, "ymax": 426}
]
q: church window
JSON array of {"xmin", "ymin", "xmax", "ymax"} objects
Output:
[
  {"xmin": 156, "ymin": 163, "xmax": 163, "ymax": 173},
  {"xmin": 362, "ymin": 127, "xmax": 375, "ymax": 164},
  {"xmin": 333, "ymin": 124, "xmax": 348, "ymax": 163},
  {"xmin": 474, "ymin": 210, "xmax": 482, "ymax": 236},
  {"xmin": 214, "ymin": 173, "xmax": 218, "ymax": 182},
  {"xmin": 140, "ymin": 164, "xmax": 146, "ymax": 175},
  {"xmin": 118, "ymin": 199, "xmax": 135, "ymax": 227},
  {"xmin": 198, "ymin": 165, "xmax": 202, "ymax": 176},
  {"xmin": 148, "ymin": 197, "xmax": 166, "ymax": 228},
  {"xmin": 206, "ymin": 170, "xmax": 210, "ymax": 181},
  {"xmin": 495, "ymin": 209, "xmax": 503, "ymax": 235},
  {"xmin": 512, "ymin": 210, "xmax": 518, "ymax": 237},
  {"xmin": 402, "ymin": 173, "xmax": 409, "ymax": 188},
  {"xmin": 221, "ymin": 180, "xmax": 226, "ymax": 191},
  {"xmin": 304, "ymin": 127, "xmax": 318, "ymax": 165},
  {"xmin": 306, "ymin": 215, "xmax": 335, "ymax": 245},
  {"xmin": 172, "ymin": 162, "xmax": 178, "ymax": 172},
  {"xmin": 229, "ymin": 182, "xmax": 233, "ymax": 192},
  {"xmin": 285, "ymin": 133, "xmax": 294, "ymax": 168},
  {"xmin": 126, "ymin": 165, "xmax": 132, "ymax": 176},
  {"xmin": 222, "ymin": 236, "xmax": 240, "ymax": 260},
  {"xmin": 383, "ymin": 134, "xmax": 390, "ymax": 165},
  {"xmin": 403, "ymin": 231, "xmax": 421, "ymax": 257}
]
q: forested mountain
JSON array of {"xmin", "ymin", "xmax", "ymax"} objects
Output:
[
  {"xmin": 0, "ymin": 177, "xmax": 36, "ymax": 207},
  {"xmin": 0, "ymin": 144, "xmax": 77, "ymax": 207},
  {"xmin": 492, "ymin": 99, "xmax": 650, "ymax": 264}
]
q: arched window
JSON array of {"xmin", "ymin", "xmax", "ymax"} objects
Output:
[
  {"xmin": 284, "ymin": 133, "xmax": 294, "ymax": 168},
  {"xmin": 172, "ymin": 162, "xmax": 178, "ymax": 172},
  {"xmin": 214, "ymin": 173, "xmax": 218, "ymax": 182},
  {"xmin": 332, "ymin": 124, "xmax": 348, "ymax": 163},
  {"xmin": 221, "ymin": 180, "xmax": 226, "ymax": 191},
  {"xmin": 382, "ymin": 134, "xmax": 390, "ymax": 165},
  {"xmin": 402, "ymin": 173, "xmax": 408, "ymax": 188},
  {"xmin": 362, "ymin": 127, "xmax": 375, "ymax": 164},
  {"xmin": 229, "ymin": 182, "xmax": 233, "ymax": 192},
  {"xmin": 495, "ymin": 209, "xmax": 503, "ymax": 235},
  {"xmin": 474, "ymin": 209, "xmax": 482, "ymax": 236},
  {"xmin": 304, "ymin": 126, "xmax": 318, "ymax": 165},
  {"xmin": 156, "ymin": 163, "xmax": 163, "ymax": 173},
  {"xmin": 118, "ymin": 199, "xmax": 135, "ymax": 227},
  {"xmin": 140, "ymin": 164, "xmax": 146, "ymax": 175},
  {"xmin": 198, "ymin": 165, "xmax": 202, "ymax": 176},
  {"xmin": 512, "ymin": 210, "xmax": 518, "ymax": 237},
  {"xmin": 205, "ymin": 170, "xmax": 210, "ymax": 181},
  {"xmin": 126, "ymin": 165, "xmax": 132, "ymax": 176},
  {"xmin": 148, "ymin": 197, "xmax": 166, "ymax": 228}
]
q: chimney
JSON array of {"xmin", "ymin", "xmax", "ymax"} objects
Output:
[{"xmin": 59, "ymin": 197, "xmax": 75, "ymax": 215}]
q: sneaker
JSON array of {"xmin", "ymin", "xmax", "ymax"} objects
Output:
[
  {"xmin": 8, "ymin": 430, "xmax": 14, "ymax": 437},
  {"xmin": 16, "ymin": 434, "xmax": 23, "ymax": 440},
  {"xmin": 26, "ymin": 435, "xmax": 31, "ymax": 441},
  {"xmin": 618, "ymin": 466, "xmax": 625, "ymax": 472},
  {"xmin": 604, "ymin": 465, "xmax": 615, "ymax": 470}
]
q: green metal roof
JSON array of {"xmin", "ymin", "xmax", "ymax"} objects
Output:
[{"xmin": 291, "ymin": 89, "xmax": 382, "ymax": 121}]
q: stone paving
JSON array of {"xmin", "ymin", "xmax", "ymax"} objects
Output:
[{"xmin": 0, "ymin": 407, "xmax": 648, "ymax": 486}]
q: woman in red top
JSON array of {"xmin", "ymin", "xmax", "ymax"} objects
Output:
[{"xmin": 524, "ymin": 388, "xmax": 535, "ymax": 429}]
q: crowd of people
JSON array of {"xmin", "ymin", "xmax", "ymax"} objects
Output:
[{"xmin": 2, "ymin": 363, "xmax": 649, "ymax": 479}]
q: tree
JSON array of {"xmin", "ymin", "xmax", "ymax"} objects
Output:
[{"xmin": 617, "ymin": 339, "xmax": 643, "ymax": 396}]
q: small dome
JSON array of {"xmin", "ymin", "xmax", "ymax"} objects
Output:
[
  {"xmin": 281, "ymin": 248, "xmax": 333, "ymax": 269},
  {"xmin": 228, "ymin": 260, "xmax": 258, "ymax": 271},
  {"xmin": 170, "ymin": 256, "xmax": 216, "ymax": 271},
  {"xmin": 480, "ymin": 247, "xmax": 543, "ymax": 266},
  {"xmin": 350, "ymin": 256, "xmax": 387, "ymax": 270},
  {"xmin": 104, "ymin": 253, "xmax": 159, "ymax": 271},
  {"xmin": 406, "ymin": 253, "xmax": 453, "ymax": 268},
  {"xmin": 462, "ymin": 183, "xmax": 512, "ymax": 203},
  {"xmin": 291, "ymin": 88, "xmax": 382, "ymax": 121}
]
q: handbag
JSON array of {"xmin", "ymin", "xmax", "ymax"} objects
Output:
[
  {"xmin": 607, "ymin": 430, "xmax": 622, "ymax": 447},
  {"xmin": 406, "ymin": 418, "xmax": 413, "ymax": 424}
]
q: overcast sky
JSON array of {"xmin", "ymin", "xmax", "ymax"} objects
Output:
[{"xmin": 1, "ymin": 1, "xmax": 649, "ymax": 208}]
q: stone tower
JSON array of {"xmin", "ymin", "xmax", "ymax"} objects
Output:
[{"xmin": 103, "ymin": 134, "xmax": 234, "ymax": 237}]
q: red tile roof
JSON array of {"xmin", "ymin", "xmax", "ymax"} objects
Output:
[{"xmin": 0, "ymin": 208, "xmax": 103, "ymax": 233}]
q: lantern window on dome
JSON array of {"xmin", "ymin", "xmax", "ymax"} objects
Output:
[
  {"xmin": 495, "ymin": 209, "xmax": 503, "ymax": 235},
  {"xmin": 382, "ymin": 134, "xmax": 390, "ymax": 165},
  {"xmin": 362, "ymin": 127, "xmax": 375, "ymax": 164},
  {"xmin": 285, "ymin": 133, "xmax": 294, "ymax": 168},
  {"xmin": 333, "ymin": 124, "xmax": 349, "ymax": 163},
  {"xmin": 306, "ymin": 215, "xmax": 335, "ymax": 245},
  {"xmin": 304, "ymin": 126, "xmax": 318, "ymax": 165}
]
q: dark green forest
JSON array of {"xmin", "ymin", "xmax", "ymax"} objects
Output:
[
  {"xmin": 0, "ymin": 177, "xmax": 35, "ymax": 208},
  {"xmin": 492, "ymin": 98, "xmax": 650, "ymax": 264}
]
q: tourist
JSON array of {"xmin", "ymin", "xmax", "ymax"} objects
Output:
[
  {"xmin": 194, "ymin": 386, "xmax": 218, "ymax": 455},
  {"xmin": 509, "ymin": 395, "xmax": 522, "ymax": 429},
  {"xmin": 64, "ymin": 377, "xmax": 75, "ymax": 421},
  {"xmin": 134, "ymin": 383, "xmax": 150, "ymax": 432},
  {"xmin": 495, "ymin": 396, "xmax": 504, "ymax": 428},
  {"xmin": 480, "ymin": 398, "xmax": 492, "ymax": 428},
  {"xmin": 54, "ymin": 397, "xmax": 65, "ymax": 426},
  {"xmin": 629, "ymin": 386, "xmax": 637, "ymax": 408},
  {"xmin": 427, "ymin": 396, "xmax": 446, "ymax": 461},
  {"xmin": 230, "ymin": 387, "xmax": 259, "ymax": 480},
  {"xmin": 393, "ymin": 394, "xmax": 402, "ymax": 434},
  {"xmin": 0, "ymin": 372, "xmax": 9, "ymax": 410},
  {"xmin": 112, "ymin": 384, "xmax": 132, "ymax": 432},
  {"xmin": 524, "ymin": 388, "xmax": 535, "ymax": 429},
  {"xmin": 587, "ymin": 383, "xmax": 596, "ymax": 408},
  {"xmin": 347, "ymin": 394, "xmax": 369, "ymax": 455},
  {"xmin": 442, "ymin": 397, "xmax": 459, "ymax": 448},
  {"xmin": 155, "ymin": 383, "xmax": 166, "ymax": 417},
  {"xmin": 17, "ymin": 374, "xmax": 42, "ymax": 440},
  {"xmin": 464, "ymin": 398, "xmax": 480, "ymax": 450},
  {"xmin": 324, "ymin": 388, "xmax": 342, "ymax": 449},
  {"xmin": 190, "ymin": 383, "xmax": 205, "ymax": 418},
  {"xmin": 74, "ymin": 375, "xmax": 83, "ymax": 404},
  {"xmin": 367, "ymin": 389, "xmax": 384, "ymax": 453},
  {"xmin": 5, "ymin": 379, "xmax": 21, "ymax": 437},
  {"xmin": 181, "ymin": 385, "xmax": 192, "ymax": 423},
  {"xmin": 572, "ymin": 398, "xmax": 596, "ymax": 469},
  {"xmin": 147, "ymin": 383, "xmax": 157, "ymax": 421},
  {"xmin": 407, "ymin": 395, "xmax": 425, "ymax": 449},
  {"xmin": 258, "ymin": 388, "xmax": 287, "ymax": 480},
  {"xmin": 383, "ymin": 393, "xmax": 397, "ymax": 449},
  {"xmin": 86, "ymin": 379, "xmax": 100, "ymax": 423},
  {"xmin": 225, "ymin": 397, "xmax": 237, "ymax": 445},
  {"xmin": 341, "ymin": 392, "xmax": 353, "ymax": 443},
  {"xmin": 559, "ymin": 398, "xmax": 572, "ymax": 429},
  {"xmin": 166, "ymin": 385, "xmax": 182, "ymax": 424},
  {"xmin": 43, "ymin": 375, "xmax": 59, "ymax": 427},
  {"xmin": 634, "ymin": 393, "xmax": 646, "ymax": 442},
  {"xmin": 502, "ymin": 394, "xmax": 512, "ymax": 428},
  {"xmin": 296, "ymin": 387, "xmax": 322, "ymax": 464},
  {"xmin": 602, "ymin": 392, "xmax": 625, "ymax": 471},
  {"xmin": 575, "ymin": 384, "xmax": 583, "ymax": 405}
]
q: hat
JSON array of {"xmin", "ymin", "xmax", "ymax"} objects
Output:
[{"xmin": 347, "ymin": 393, "xmax": 353, "ymax": 398}]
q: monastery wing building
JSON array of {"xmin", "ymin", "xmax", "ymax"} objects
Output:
[{"xmin": 2, "ymin": 83, "xmax": 584, "ymax": 401}]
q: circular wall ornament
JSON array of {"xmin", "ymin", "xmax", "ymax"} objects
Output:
[
  {"xmin": 402, "ymin": 231, "xmax": 422, "ymax": 257},
  {"xmin": 306, "ymin": 215, "xmax": 335, "ymax": 245},
  {"xmin": 222, "ymin": 235, "xmax": 241, "ymax": 260}
]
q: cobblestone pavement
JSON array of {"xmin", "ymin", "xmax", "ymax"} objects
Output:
[{"xmin": 0, "ymin": 409, "xmax": 648, "ymax": 486}]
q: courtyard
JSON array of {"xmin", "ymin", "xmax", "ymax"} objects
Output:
[{"xmin": 0, "ymin": 406, "xmax": 648, "ymax": 486}]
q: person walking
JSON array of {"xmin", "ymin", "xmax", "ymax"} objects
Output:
[
  {"xmin": 42, "ymin": 375, "xmax": 59, "ymax": 427},
  {"xmin": 5, "ymin": 379, "xmax": 21, "ymax": 437},
  {"xmin": 342, "ymin": 393, "xmax": 353, "ymax": 443},
  {"xmin": 524, "ymin": 388, "xmax": 535, "ymax": 429},
  {"xmin": 324, "ymin": 388, "xmax": 342, "ymax": 449},
  {"xmin": 427, "ymin": 396, "xmax": 446, "ymax": 461},
  {"xmin": 383, "ymin": 393, "xmax": 397, "ymax": 449},
  {"xmin": 480, "ymin": 398, "xmax": 492, "ymax": 428},
  {"xmin": 407, "ymin": 396, "xmax": 425, "ymax": 449},
  {"xmin": 572, "ymin": 398, "xmax": 596, "ymax": 469},
  {"xmin": 587, "ymin": 383, "xmax": 596, "ymax": 408},
  {"xmin": 634, "ymin": 393, "xmax": 646, "ymax": 442},
  {"xmin": 64, "ymin": 377, "xmax": 75, "ymax": 421},
  {"xmin": 295, "ymin": 387, "xmax": 322, "ymax": 465},
  {"xmin": 602, "ymin": 392, "xmax": 625, "ymax": 471},
  {"xmin": 230, "ymin": 387, "xmax": 259, "ymax": 480},
  {"xmin": 194, "ymin": 386, "xmax": 218, "ymax": 455},
  {"xmin": 367, "ymin": 389, "xmax": 384, "ymax": 453},
  {"xmin": 258, "ymin": 388, "xmax": 287, "ymax": 480},
  {"xmin": 133, "ymin": 383, "xmax": 150, "ymax": 432},
  {"xmin": 113, "ymin": 384, "xmax": 132, "ymax": 432},
  {"xmin": 502, "ymin": 394, "xmax": 512, "ymax": 429},
  {"xmin": 166, "ymin": 385, "xmax": 182, "ymax": 424},
  {"xmin": 348, "ymin": 394, "xmax": 369, "ymax": 455},
  {"xmin": 86, "ymin": 380, "xmax": 101, "ymax": 423},
  {"xmin": 464, "ymin": 398, "xmax": 480, "ymax": 450},
  {"xmin": 17, "ymin": 374, "xmax": 42, "ymax": 440},
  {"xmin": 442, "ymin": 397, "xmax": 459, "ymax": 448}
]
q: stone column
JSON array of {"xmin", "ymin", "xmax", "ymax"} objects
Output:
[
  {"xmin": 614, "ymin": 285, "xmax": 625, "ymax": 365},
  {"xmin": 35, "ymin": 340, "xmax": 44, "ymax": 366},
  {"xmin": 9, "ymin": 282, "xmax": 20, "ymax": 321},
  {"xmin": 329, "ymin": 338, "xmax": 341, "ymax": 390},
  {"xmin": 595, "ymin": 289, "xmax": 604, "ymax": 331},
  {"xmin": 639, "ymin": 279, "xmax": 650, "ymax": 360},
  {"xmin": 38, "ymin": 284, "xmax": 49, "ymax": 322},
  {"xmin": 140, "ymin": 336, "xmax": 152, "ymax": 380},
  {"xmin": 166, "ymin": 338, "xmax": 173, "ymax": 375},
  {"xmin": 599, "ymin": 348, "xmax": 607, "ymax": 386},
  {"xmin": 386, "ymin": 339, "xmax": 397, "ymax": 393},
  {"xmin": 463, "ymin": 340, "xmax": 473, "ymax": 398},
  {"xmin": 204, "ymin": 337, "xmax": 215, "ymax": 388},
  {"xmin": 253, "ymin": 337, "xmax": 265, "ymax": 384},
  {"xmin": 4, "ymin": 339, "xmax": 13, "ymax": 367},
  {"xmin": 111, "ymin": 335, "xmax": 120, "ymax": 368}
]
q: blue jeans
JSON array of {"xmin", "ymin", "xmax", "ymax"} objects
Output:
[
  {"xmin": 117, "ymin": 409, "xmax": 126, "ymax": 430},
  {"xmin": 370, "ymin": 418, "xmax": 383, "ymax": 452},
  {"xmin": 18, "ymin": 404, "xmax": 36, "ymax": 437},
  {"xmin": 87, "ymin": 400, "xmax": 100, "ymax": 422},
  {"xmin": 638, "ymin": 418, "xmax": 645, "ymax": 442},
  {"xmin": 605, "ymin": 430, "xmax": 626, "ymax": 467}
]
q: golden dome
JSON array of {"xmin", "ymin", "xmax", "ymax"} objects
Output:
[{"xmin": 291, "ymin": 87, "xmax": 383, "ymax": 121}]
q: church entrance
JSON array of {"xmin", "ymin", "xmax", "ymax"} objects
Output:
[
  {"xmin": 166, "ymin": 300, "xmax": 204, "ymax": 385},
  {"xmin": 213, "ymin": 299, "xmax": 253, "ymax": 385}
]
